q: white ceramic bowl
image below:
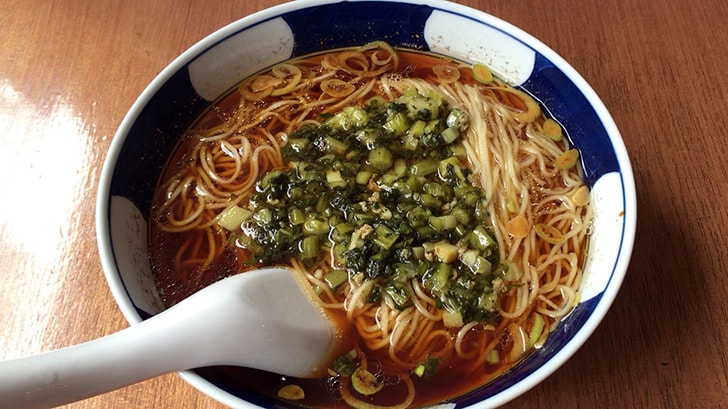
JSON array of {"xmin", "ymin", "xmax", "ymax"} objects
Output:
[{"xmin": 96, "ymin": 0, "xmax": 636, "ymax": 407}]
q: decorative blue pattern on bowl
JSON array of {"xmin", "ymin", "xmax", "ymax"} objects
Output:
[{"xmin": 98, "ymin": 1, "xmax": 635, "ymax": 408}]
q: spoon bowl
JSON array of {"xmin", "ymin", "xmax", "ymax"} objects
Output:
[{"xmin": 0, "ymin": 268, "xmax": 336, "ymax": 409}]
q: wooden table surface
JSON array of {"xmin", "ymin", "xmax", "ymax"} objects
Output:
[{"xmin": 2, "ymin": 0, "xmax": 727, "ymax": 408}]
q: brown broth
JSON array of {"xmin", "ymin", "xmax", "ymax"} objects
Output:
[{"xmin": 150, "ymin": 48, "xmax": 556, "ymax": 408}]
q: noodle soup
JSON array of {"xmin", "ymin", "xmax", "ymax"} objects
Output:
[{"xmin": 150, "ymin": 42, "xmax": 591, "ymax": 408}]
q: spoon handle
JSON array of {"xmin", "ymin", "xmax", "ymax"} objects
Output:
[
  {"xmin": 0, "ymin": 268, "xmax": 333, "ymax": 408},
  {"xmin": 0, "ymin": 284, "xmax": 234, "ymax": 409},
  {"xmin": 0, "ymin": 315, "xmax": 201, "ymax": 409}
]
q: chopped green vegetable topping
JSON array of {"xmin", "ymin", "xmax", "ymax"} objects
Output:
[
  {"xmin": 485, "ymin": 349, "xmax": 500, "ymax": 364},
  {"xmin": 351, "ymin": 368, "xmax": 383, "ymax": 395},
  {"xmin": 217, "ymin": 205, "xmax": 251, "ymax": 231},
  {"xmin": 472, "ymin": 63, "xmax": 494, "ymax": 84},
  {"xmin": 414, "ymin": 355, "xmax": 441, "ymax": 379},
  {"xmin": 528, "ymin": 313, "xmax": 546, "ymax": 347},
  {"xmin": 332, "ymin": 350, "xmax": 357, "ymax": 376},
  {"xmin": 543, "ymin": 118, "xmax": 563, "ymax": 141},
  {"xmin": 555, "ymin": 148, "xmax": 579, "ymax": 170},
  {"xmin": 324, "ymin": 269, "xmax": 348, "ymax": 291},
  {"xmin": 236, "ymin": 88, "xmax": 503, "ymax": 324}
]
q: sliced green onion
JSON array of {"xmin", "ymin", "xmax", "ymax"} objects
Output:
[
  {"xmin": 424, "ymin": 182, "xmax": 452, "ymax": 200},
  {"xmin": 217, "ymin": 205, "xmax": 251, "ymax": 231},
  {"xmin": 299, "ymin": 236, "xmax": 320, "ymax": 259},
  {"xmin": 335, "ymin": 222, "xmax": 354, "ymax": 235},
  {"xmin": 442, "ymin": 310, "xmax": 464, "ymax": 328},
  {"xmin": 355, "ymin": 170, "xmax": 372, "ymax": 185},
  {"xmin": 471, "ymin": 225, "xmax": 496, "ymax": 250},
  {"xmin": 303, "ymin": 215, "xmax": 329, "ymax": 235},
  {"xmin": 555, "ymin": 148, "xmax": 579, "ymax": 169},
  {"xmin": 478, "ymin": 291, "xmax": 498, "ymax": 311},
  {"xmin": 384, "ymin": 281, "xmax": 411, "ymax": 308},
  {"xmin": 543, "ymin": 118, "xmax": 562, "ymax": 141},
  {"xmin": 450, "ymin": 206, "xmax": 470, "ymax": 225},
  {"xmin": 326, "ymin": 106, "xmax": 369, "ymax": 130},
  {"xmin": 408, "ymin": 119, "xmax": 427, "ymax": 138},
  {"xmin": 446, "ymin": 108, "xmax": 469, "ymax": 131},
  {"xmin": 406, "ymin": 206, "xmax": 430, "ymax": 228},
  {"xmin": 418, "ymin": 193, "xmax": 442, "ymax": 209},
  {"xmin": 441, "ymin": 126, "xmax": 459, "ymax": 144},
  {"xmin": 485, "ymin": 349, "xmax": 500, "ymax": 364},
  {"xmin": 368, "ymin": 146, "xmax": 393, "ymax": 171},
  {"xmin": 332, "ymin": 350, "xmax": 357, "ymax": 376},
  {"xmin": 296, "ymin": 162, "xmax": 324, "ymax": 181},
  {"xmin": 429, "ymin": 214, "xmax": 457, "ymax": 232},
  {"xmin": 288, "ymin": 208, "xmax": 305, "ymax": 225},
  {"xmin": 472, "ymin": 63, "xmax": 494, "ymax": 84},
  {"xmin": 413, "ymin": 355, "xmax": 441, "ymax": 379},
  {"xmin": 535, "ymin": 223, "xmax": 565, "ymax": 244},
  {"xmin": 449, "ymin": 143, "xmax": 467, "ymax": 158},
  {"xmin": 506, "ymin": 199, "xmax": 519, "ymax": 214},
  {"xmin": 277, "ymin": 384, "xmax": 305, "ymax": 400},
  {"xmin": 326, "ymin": 169, "xmax": 346, "ymax": 188},
  {"xmin": 324, "ymin": 269, "xmax": 348, "ymax": 290},
  {"xmin": 373, "ymin": 224, "xmax": 399, "ymax": 249},
  {"xmin": 410, "ymin": 159, "xmax": 439, "ymax": 176},
  {"xmin": 393, "ymin": 158, "xmax": 408, "ymax": 177},
  {"xmin": 324, "ymin": 136, "xmax": 349, "ymax": 155},
  {"xmin": 383, "ymin": 111, "xmax": 410, "ymax": 136},
  {"xmin": 528, "ymin": 313, "xmax": 546, "ymax": 347},
  {"xmin": 438, "ymin": 157, "xmax": 467, "ymax": 184},
  {"xmin": 351, "ymin": 368, "xmax": 383, "ymax": 395},
  {"xmin": 425, "ymin": 263, "xmax": 450, "ymax": 292}
]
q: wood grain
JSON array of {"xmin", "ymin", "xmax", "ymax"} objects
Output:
[{"xmin": 1, "ymin": 0, "xmax": 726, "ymax": 408}]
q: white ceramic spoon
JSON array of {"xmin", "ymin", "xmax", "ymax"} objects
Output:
[{"xmin": 0, "ymin": 267, "xmax": 337, "ymax": 409}]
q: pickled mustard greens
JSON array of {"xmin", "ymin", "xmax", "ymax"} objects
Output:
[{"xmin": 222, "ymin": 87, "xmax": 503, "ymax": 326}]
